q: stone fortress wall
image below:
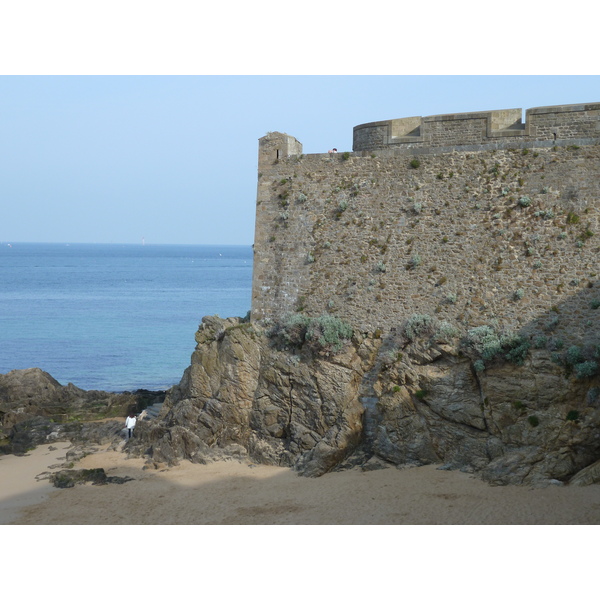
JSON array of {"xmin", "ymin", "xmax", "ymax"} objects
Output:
[
  {"xmin": 251, "ymin": 103, "xmax": 600, "ymax": 346},
  {"xmin": 353, "ymin": 103, "xmax": 600, "ymax": 154}
]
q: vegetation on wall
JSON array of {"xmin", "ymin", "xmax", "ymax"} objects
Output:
[{"xmin": 269, "ymin": 314, "xmax": 354, "ymax": 355}]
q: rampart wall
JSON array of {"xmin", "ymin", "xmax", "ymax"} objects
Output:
[
  {"xmin": 251, "ymin": 104, "xmax": 600, "ymax": 346},
  {"xmin": 353, "ymin": 103, "xmax": 600, "ymax": 154}
]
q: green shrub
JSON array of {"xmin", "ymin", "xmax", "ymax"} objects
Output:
[
  {"xmin": 410, "ymin": 158, "xmax": 420, "ymax": 169},
  {"xmin": 574, "ymin": 361, "xmax": 598, "ymax": 379},
  {"xmin": 407, "ymin": 254, "xmax": 421, "ymax": 270},
  {"xmin": 518, "ymin": 196, "xmax": 531, "ymax": 207},
  {"xmin": 463, "ymin": 326, "xmax": 530, "ymax": 365},
  {"xmin": 528, "ymin": 415, "xmax": 540, "ymax": 427},
  {"xmin": 565, "ymin": 345, "xmax": 583, "ymax": 365},
  {"xmin": 566, "ymin": 410, "xmax": 580, "ymax": 422},
  {"xmin": 503, "ymin": 336, "xmax": 531, "ymax": 365},
  {"xmin": 276, "ymin": 314, "xmax": 311, "ymax": 347},
  {"xmin": 403, "ymin": 314, "xmax": 437, "ymax": 341},
  {"xmin": 305, "ymin": 315, "xmax": 353, "ymax": 353},
  {"xmin": 464, "ymin": 326, "xmax": 502, "ymax": 361},
  {"xmin": 415, "ymin": 389, "xmax": 428, "ymax": 399},
  {"xmin": 435, "ymin": 321, "xmax": 459, "ymax": 341},
  {"xmin": 566, "ymin": 212, "xmax": 580, "ymax": 225},
  {"xmin": 535, "ymin": 209, "xmax": 555, "ymax": 220},
  {"xmin": 273, "ymin": 314, "xmax": 353, "ymax": 354}
]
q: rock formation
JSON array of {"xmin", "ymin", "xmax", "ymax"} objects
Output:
[
  {"xmin": 4, "ymin": 317, "xmax": 597, "ymax": 486},
  {"xmin": 0, "ymin": 368, "xmax": 164, "ymax": 454},
  {"xmin": 129, "ymin": 315, "xmax": 600, "ymax": 486}
]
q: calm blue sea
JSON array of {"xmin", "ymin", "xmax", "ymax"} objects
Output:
[{"xmin": 0, "ymin": 243, "xmax": 253, "ymax": 391}]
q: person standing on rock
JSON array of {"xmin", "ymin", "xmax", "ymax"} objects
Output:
[{"xmin": 125, "ymin": 413, "xmax": 137, "ymax": 438}]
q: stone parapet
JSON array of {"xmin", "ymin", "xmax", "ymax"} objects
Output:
[{"xmin": 353, "ymin": 103, "xmax": 600, "ymax": 152}]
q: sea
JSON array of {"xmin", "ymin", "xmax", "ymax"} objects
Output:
[{"xmin": 0, "ymin": 243, "xmax": 253, "ymax": 392}]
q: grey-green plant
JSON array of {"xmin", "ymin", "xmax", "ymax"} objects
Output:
[
  {"xmin": 535, "ymin": 209, "xmax": 555, "ymax": 220},
  {"xmin": 408, "ymin": 254, "xmax": 421, "ymax": 269},
  {"xmin": 465, "ymin": 326, "xmax": 502, "ymax": 361},
  {"xmin": 305, "ymin": 315, "xmax": 353, "ymax": 352},
  {"xmin": 403, "ymin": 314, "xmax": 437, "ymax": 341},
  {"xmin": 503, "ymin": 336, "xmax": 531, "ymax": 365},
  {"xmin": 518, "ymin": 196, "xmax": 532, "ymax": 207},
  {"xmin": 272, "ymin": 314, "xmax": 353, "ymax": 354},
  {"xmin": 565, "ymin": 345, "xmax": 584, "ymax": 365},
  {"xmin": 463, "ymin": 325, "xmax": 530, "ymax": 365},
  {"xmin": 513, "ymin": 288, "xmax": 525, "ymax": 301},
  {"xmin": 274, "ymin": 314, "xmax": 311, "ymax": 347},
  {"xmin": 473, "ymin": 359, "xmax": 485, "ymax": 372},
  {"xmin": 549, "ymin": 337, "xmax": 564, "ymax": 351},
  {"xmin": 434, "ymin": 321, "xmax": 459, "ymax": 342},
  {"xmin": 575, "ymin": 361, "xmax": 599, "ymax": 379}
]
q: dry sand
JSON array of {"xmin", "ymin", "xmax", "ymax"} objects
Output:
[
  {"xmin": 3, "ymin": 442, "xmax": 598, "ymax": 599},
  {"xmin": 2, "ymin": 442, "xmax": 600, "ymax": 525}
]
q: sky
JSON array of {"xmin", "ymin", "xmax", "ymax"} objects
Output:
[
  {"xmin": 0, "ymin": 3, "xmax": 597, "ymax": 247},
  {"xmin": 1, "ymin": 75, "xmax": 598, "ymax": 246}
]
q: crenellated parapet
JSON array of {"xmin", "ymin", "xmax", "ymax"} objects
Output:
[{"xmin": 353, "ymin": 103, "xmax": 600, "ymax": 153}]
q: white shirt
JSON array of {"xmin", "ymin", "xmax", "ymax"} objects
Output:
[{"xmin": 126, "ymin": 416, "xmax": 137, "ymax": 429}]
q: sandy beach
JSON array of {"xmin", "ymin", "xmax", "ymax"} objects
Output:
[
  {"xmin": 3, "ymin": 441, "xmax": 599, "ymax": 600},
  {"xmin": 2, "ymin": 442, "xmax": 600, "ymax": 525}
]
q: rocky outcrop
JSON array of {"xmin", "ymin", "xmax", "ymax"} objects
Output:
[
  {"xmin": 6, "ymin": 317, "xmax": 598, "ymax": 486},
  {"xmin": 49, "ymin": 468, "xmax": 134, "ymax": 488},
  {"xmin": 5, "ymin": 415, "xmax": 126, "ymax": 455},
  {"xmin": 131, "ymin": 316, "xmax": 375, "ymax": 477},
  {"xmin": 0, "ymin": 368, "xmax": 164, "ymax": 454},
  {"xmin": 373, "ymin": 339, "xmax": 600, "ymax": 486},
  {"xmin": 129, "ymin": 315, "xmax": 600, "ymax": 486}
]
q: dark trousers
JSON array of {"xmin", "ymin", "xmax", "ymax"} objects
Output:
[{"xmin": 128, "ymin": 428, "xmax": 134, "ymax": 438}]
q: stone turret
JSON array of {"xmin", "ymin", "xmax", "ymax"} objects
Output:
[{"xmin": 258, "ymin": 132, "xmax": 303, "ymax": 168}]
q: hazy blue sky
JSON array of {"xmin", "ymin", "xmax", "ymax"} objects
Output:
[{"xmin": 1, "ymin": 75, "xmax": 598, "ymax": 245}]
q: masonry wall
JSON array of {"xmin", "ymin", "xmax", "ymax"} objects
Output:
[
  {"xmin": 353, "ymin": 103, "xmax": 600, "ymax": 153},
  {"xmin": 252, "ymin": 110, "xmax": 600, "ymax": 346}
]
